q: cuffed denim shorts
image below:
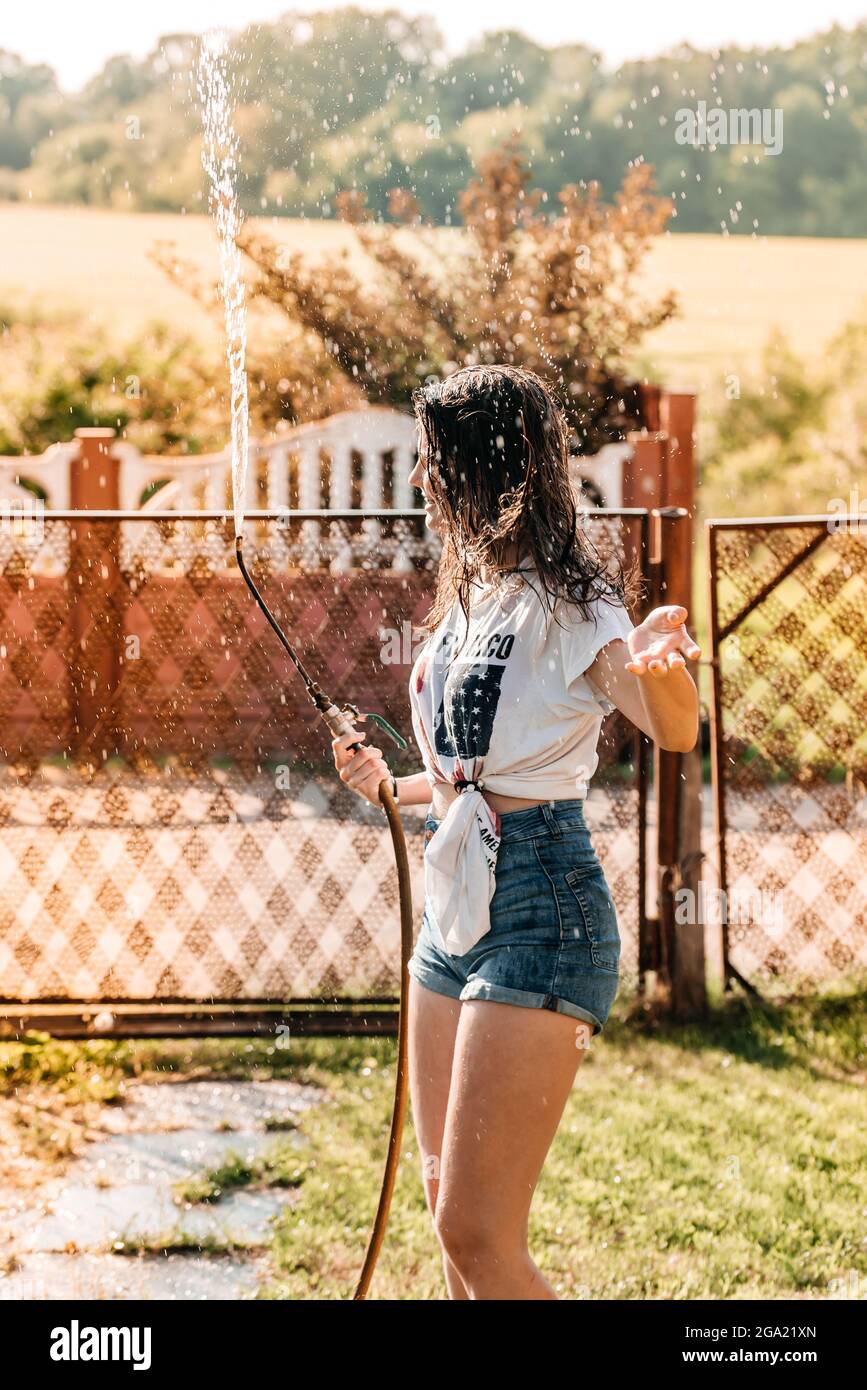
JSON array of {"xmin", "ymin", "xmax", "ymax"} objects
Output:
[{"xmin": 408, "ymin": 798, "xmax": 621, "ymax": 1037}]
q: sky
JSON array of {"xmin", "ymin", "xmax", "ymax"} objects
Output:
[{"xmin": 3, "ymin": 0, "xmax": 867, "ymax": 91}]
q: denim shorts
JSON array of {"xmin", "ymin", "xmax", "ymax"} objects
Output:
[{"xmin": 408, "ymin": 798, "xmax": 621, "ymax": 1037}]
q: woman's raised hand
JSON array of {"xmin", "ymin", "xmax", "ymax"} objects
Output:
[
  {"xmin": 331, "ymin": 728, "xmax": 391, "ymax": 807},
  {"xmin": 626, "ymin": 605, "xmax": 701, "ymax": 677}
]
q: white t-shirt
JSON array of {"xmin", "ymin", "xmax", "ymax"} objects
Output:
[{"xmin": 408, "ymin": 567, "xmax": 634, "ymax": 956}]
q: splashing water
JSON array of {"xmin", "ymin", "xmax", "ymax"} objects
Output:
[{"xmin": 197, "ymin": 32, "xmax": 249, "ymax": 540}]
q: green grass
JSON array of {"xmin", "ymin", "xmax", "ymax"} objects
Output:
[
  {"xmin": 112, "ymin": 1232, "xmax": 252, "ymax": 1256},
  {"xmin": 3, "ymin": 988, "xmax": 866, "ymax": 1300},
  {"xmin": 173, "ymin": 1141, "xmax": 304, "ymax": 1206},
  {"xmin": 256, "ymin": 987, "xmax": 867, "ymax": 1301}
]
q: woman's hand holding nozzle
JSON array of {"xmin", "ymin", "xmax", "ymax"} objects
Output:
[{"xmin": 332, "ymin": 728, "xmax": 391, "ymax": 807}]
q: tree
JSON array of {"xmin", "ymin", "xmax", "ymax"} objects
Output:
[
  {"xmin": 186, "ymin": 139, "xmax": 677, "ymax": 452},
  {"xmin": 0, "ymin": 49, "xmax": 61, "ymax": 170}
]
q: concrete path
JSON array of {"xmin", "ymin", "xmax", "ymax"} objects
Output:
[{"xmin": 0, "ymin": 1078, "xmax": 322, "ymax": 1300}]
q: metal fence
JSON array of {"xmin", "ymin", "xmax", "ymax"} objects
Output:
[
  {"xmin": 707, "ymin": 516, "xmax": 867, "ymax": 994},
  {"xmin": 0, "ymin": 508, "xmax": 650, "ymax": 1036}
]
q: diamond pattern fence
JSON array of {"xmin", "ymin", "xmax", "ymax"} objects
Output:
[
  {"xmin": 0, "ymin": 511, "xmax": 648, "ymax": 1029},
  {"xmin": 708, "ymin": 518, "xmax": 867, "ymax": 992}
]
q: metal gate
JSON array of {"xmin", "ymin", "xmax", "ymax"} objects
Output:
[
  {"xmin": 707, "ymin": 515, "xmax": 867, "ymax": 995},
  {"xmin": 0, "ymin": 507, "xmax": 651, "ymax": 1037}
]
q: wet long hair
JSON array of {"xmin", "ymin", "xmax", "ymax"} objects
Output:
[{"xmin": 411, "ymin": 364, "xmax": 640, "ymax": 640}]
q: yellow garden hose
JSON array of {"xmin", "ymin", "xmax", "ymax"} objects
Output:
[{"xmin": 352, "ymin": 778, "xmax": 413, "ymax": 1300}]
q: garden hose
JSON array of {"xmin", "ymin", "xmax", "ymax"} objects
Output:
[{"xmin": 235, "ymin": 537, "xmax": 413, "ymax": 1300}]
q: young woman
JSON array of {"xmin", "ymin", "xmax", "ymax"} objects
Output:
[{"xmin": 332, "ymin": 365, "xmax": 700, "ymax": 1300}]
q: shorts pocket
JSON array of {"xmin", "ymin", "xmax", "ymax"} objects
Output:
[{"xmin": 564, "ymin": 864, "xmax": 621, "ymax": 972}]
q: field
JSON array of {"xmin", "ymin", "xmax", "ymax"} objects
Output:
[{"xmin": 3, "ymin": 202, "xmax": 867, "ymax": 395}]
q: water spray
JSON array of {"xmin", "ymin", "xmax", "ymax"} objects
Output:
[{"xmin": 199, "ymin": 32, "xmax": 413, "ymax": 1301}]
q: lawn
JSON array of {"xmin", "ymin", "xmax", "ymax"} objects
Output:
[{"xmin": 2, "ymin": 985, "xmax": 865, "ymax": 1300}]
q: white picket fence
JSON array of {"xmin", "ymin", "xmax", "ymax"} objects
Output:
[{"xmin": 0, "ymin": 404, "xmax": 630, "ymax": 520}]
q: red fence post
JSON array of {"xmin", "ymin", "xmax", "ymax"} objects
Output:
[
  {"xmin": 659, "ymin": 396, "xmax": 699, "ymax": 659},
  {"xmin": 651, "ymin": 506, "xmax": 706, "ymax": 1019},
  {"xmin": 623, "ymin": 430, "xmax": 668, "ymax": 512},
  {"xmin": 639, "ymin": 381, "xmax": 662, "ymax": 433},
  {"xmin": 659, "ymin": 392, "xmax": 696, "ymax": 510},
  {"xmin": 69, "ymin": 428, "xmax": 122, "ymax": 758}
]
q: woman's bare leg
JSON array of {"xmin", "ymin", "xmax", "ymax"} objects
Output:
[
  {"xmin": 434, "ymin": 999, "xmax": 589, "ymax": 1300},
  {"xmin": 407, "ymin": 976, "xmax": 468, "ymax": 1299}
]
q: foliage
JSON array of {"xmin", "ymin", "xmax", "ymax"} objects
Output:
[
  {"xmin": 0, "ymin": 306, "xmax": 227, "ymax": 455},
  {"xmin": 162, "ymin": 143, "xmax": 675, "ymax": 452},
  {"xmin": 703, "ymin": 322, "xmax": 867, "ymax": 516},
  {"xmin": 3, "ymin": 17, "xmax": 867, "ymax": 235},
  {"xmin": 147, "ymin": 240, "xmax": 364, "ymax": 434}
]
